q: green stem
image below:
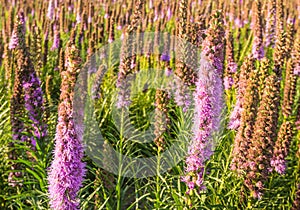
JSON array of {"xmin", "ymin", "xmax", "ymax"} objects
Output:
[
  {"xmin": 116, "ymin": 108, "xmax": 125, "ymax": 210},
  {"xmin": 155, "ymin": 153, "xmax": 161, "ymax": 209}
]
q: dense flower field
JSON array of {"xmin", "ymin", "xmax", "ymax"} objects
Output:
[{"xmin": 0, "ymin": 0, "xmax": 300, "ymax": 209}]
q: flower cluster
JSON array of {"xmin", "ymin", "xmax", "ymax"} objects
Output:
[
  {"xmin": 174, "ymin": 77, "xmax": 192, "ymax": 113},
  {"xmin": 92, "ymin": 65, "xmax": 107, "ymax": 100},
  {"xmin": 273, "ymin": 29, "xmax": 286, "ymax": 77},
  {"xmin": 282, "ymin": 59, "xmax": 298, "ymax": 118},
  {"xmin": 182, "ymin": 10, "xmax": 225, "ymax": 194},
  {"xmin": 14, "ymin": 12, "xmax": 47, "ymax": 146},
  {"xmin": 8, "ymin": 11, "xmax": 25, "ymax": 50},
  {"xmin": 271, "ymin": 121, "xmax": 294, "ymax": 174},
  {"xmin": 182, "ymin": 74, "xmax": 213, "ymax": 194},
  {"xmin": 9, "ymin": 11, "xmax": 47, "ymax": 187},
  {"xmin": 251, "ymin": 0, "xmax": 264, "ymax": 59},
  {"xmin": 154, "ymin": 89, "xmax": 170, "ymax": 152},
  {"xmin": 224, "ymin": 29, "xmax": 237, "ymax": 90},
  {"xmin": 48, "ymin": 41, "xmax": 86, "ymax": 210},
  {"xmin": 51, "ymin": 22, "xmax": 61, "ymax": 51},
  {"xmin": 116, "ymin": 0, "xmax": 143, "ymax": 108},
  {"xmin": 228, "ymin": 57, "xmax": 255, "ymax": 130},
  {"xmin": 244, "ymin": 74, "xmax": 280, "ymax": 198},
  {"xmin": 258, "ymin": 58, "xmax": 270, "ymax": 100},
  {"xmin": 175, "ymin": 0, "xmax": 197, "ymax": 87},
  {"xmin": 265, "ymin": 0, "xmax": 276, "ymax": 47},
  {"xmin": 231, "ymin": 69, "xmax": 259, "ymax": 175}
]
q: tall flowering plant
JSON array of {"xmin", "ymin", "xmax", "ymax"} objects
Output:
[
  {"xmin": 244, "ymin": 74, "xmax": 280, "ymax": 199},
  {"xmin": 12, "ymin": 11, "xmax": 47, "ymax": 146},
  {"xmin": 228, "ymin": 56, "xmax": 255, "ymax": 130},
  {"xmin": 182, "ymin": 10, "xmax": 225, "ymax": 194},
  {"xmin": 47, "ymin": 39, "xmax": 86, "ymax": 210},
  {"xmin": 9, "ymin": 10, "xmax": 47, "ymax": 183},
  {"xmin": 116, "ymin": 0, "xmax": 143, "ymax": 108}
]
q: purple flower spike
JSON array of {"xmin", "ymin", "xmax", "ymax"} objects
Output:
[
  {"xmin": 183, "ymin": 11, "xmax": 225, "ymax": 194},
  {"xmin": 183, "ymin": 78, "xmax": 213, "ymax": 191},
  {"xmin": 23, "ymin": 72, "xmax": 47, "ymax": 142},
  {"xmin": 228, "ymin": 100, "xmax": 242, "ymax": 130},
  {"xmin": 9, "ymin": 31, "xmax": 19, "ymax": 50},
  {"xmin": 9, "ymin": 13, "xmax": 25, "ymax": 50},
  {"xmin": 174, "ymin": 77, "xmax": 191, "ymax": 113},
  {"xmin": 47, "ymin": 0, "xmax": 54, "ymax": 20},
  {"xmin": 51, "ymin": 24, "xmax": 60, "ymax": 51},
  {"xmin": 48, "ymin": 43, "xmax": 85, "ymax": 210}
]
